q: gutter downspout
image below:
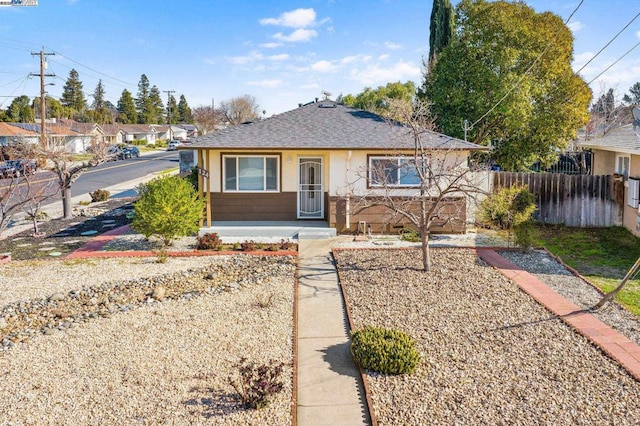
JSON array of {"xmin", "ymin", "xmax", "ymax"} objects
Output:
[{"xmin": 345, "ymin": 150, "xmax": 352, "ymax": 231}]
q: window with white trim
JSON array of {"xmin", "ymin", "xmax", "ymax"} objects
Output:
[
  {"xmin": 369, "ymin": 156, "xmax": 426, "ymax": 187},
  {"xmin": 223, "ymin": 155, "xmax": 279, "ymax": 192},
  {"xmin": 616, "ymin": 155, "xmax": 630, "ymax": 179}
]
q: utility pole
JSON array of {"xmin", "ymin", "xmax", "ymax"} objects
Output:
[
  {"xmin": 163, "ymin": 90, "xmax": 175, "ymax": 125},
  {"xmin": 30, "ymin": 48, "xmax": 55, "ymax": 149}
]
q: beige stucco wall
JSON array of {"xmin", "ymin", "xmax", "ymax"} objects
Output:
[
  {"xmin": 592, "ymin": 149, "xmax": 616, "ymax": 176},
  {"xmin": 623, "ymin": 153, "xmax": 640, "ymax": 237}
]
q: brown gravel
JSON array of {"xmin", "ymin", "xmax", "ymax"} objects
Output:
[{"xmin": 334, "ymin": 247, "xmax": 640, "ymax": 425}]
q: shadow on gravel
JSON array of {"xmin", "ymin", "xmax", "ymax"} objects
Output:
[
  {"xmin": 477, "ymin": 309, "xmax": 590, "ymax": 335},
  {"xmin": 184, "ymin": 388, "xmax": 244, "ymax": 418}
]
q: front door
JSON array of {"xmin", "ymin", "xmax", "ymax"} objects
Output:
[{"xmin": 298, "ymin": 157, "xmax": 323, "ymax": 219}]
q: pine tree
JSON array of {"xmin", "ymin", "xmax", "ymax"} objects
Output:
[
  {"xmin": 622, "ymin": 82, "xmax": 640, "ymax": 105},
  {"xmin": 166, "ymin": 94, "xmax": 178, "ymax": 124},
  {"xmin": 90, "ymin": 79, "xmax": 110, "ymax": 124},
  {"xmin": 135, "ymin": 74, "xmax": 151, "ymax": 124},
  {"xmin": 149, "ymin": 86, "xmax": 165, "ymax": 124},
  {"xmin": 116, "ymin": 89, "xmax": 137, "ymax": 124},
  {"xmin": 177, "ymin": 95, "xmax": 193, "ymax": 123},
  {"xmin": 60, "ymin": 69, "xmax": 87, "ymax": 117}
]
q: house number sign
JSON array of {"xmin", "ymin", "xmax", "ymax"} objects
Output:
[{"xmin": 197, "ymin": 167, "xmax": 210, "ymax": 178}]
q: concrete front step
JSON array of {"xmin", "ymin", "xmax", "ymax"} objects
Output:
[{"xmin": 200, "ymin": 221, "xmax": 336, "ymax": 240}]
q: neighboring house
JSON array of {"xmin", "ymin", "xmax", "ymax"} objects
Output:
[
  {"xmin": 0, "ymin": 122, "xmax": 40, "ymax": 147},
  {"xmin": 119, "ymin": 124, "xmax": 157, "ymax": 145},
  {"xmin": 580, "ymin": 122, "xmax": 640, "ymax": 237},
  {"xmin": 99, "ymin": 124, "xmax": 121, "ymax": 145},
  {"xmin": 5, "ymin": 122, "xmax": 88, "ymax": 153},
  {"xmin": 178, "ymin": 124, "xmax": 199, "ymax": 138},
  {"xmin": 58, "ymin": 120, "xmax": 106, "ymax": 153},
  {"xmin": 187, "ymin": 100, "xmax": 487, "ymax": 234},
  {"xmin": 152, "ymin": 125, "xmax": 189, "ymax": 141}
]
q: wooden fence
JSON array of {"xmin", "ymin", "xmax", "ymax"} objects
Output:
[{"xmin": 492, "ymin": 172, "xmax": 623, "ymax": 227}]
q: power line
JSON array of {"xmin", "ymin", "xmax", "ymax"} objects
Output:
[
  {"xmin": 575, "ymin": 11, "xmax": 640, "ymax": 75},
  {"xmin": 587, "ymin": 40, "xmax": 640, "ymax": 85}
]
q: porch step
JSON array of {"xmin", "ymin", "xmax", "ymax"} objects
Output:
[{"xmin": 200, "ymin": 221, "xmax": 336, "ymax": 240}]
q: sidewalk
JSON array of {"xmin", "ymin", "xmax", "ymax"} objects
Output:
[{"xmin": 297, "ymin": 237, "xmax": 371, "ymax": 425}]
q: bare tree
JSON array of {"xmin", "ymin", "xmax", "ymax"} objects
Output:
[
  {"xmin": 0, "ymin": 144, "xmax": 59, "ymax": 237},
  {"xmin": 350, "ymin": 100, "xmax": 488, "ymax": 271},
  {"xmin": 37, "ymin": 135, "xmax": 110, "ymax": 219},
  {"xmin": 192, "ymin": 105, "xmax": 227, "ymax": 134},
  {"xmin": 219, "ymin": 95, "xmax": 261, "ymax": 126}
]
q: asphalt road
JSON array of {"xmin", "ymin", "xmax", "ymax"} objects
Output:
[
  {"xmin": 71, "ymin": 150, "xmax": 179, "ymax": 197},
  {"xmin": 0, "ymin": 150, "xmax": 180, "ymax": 210}
]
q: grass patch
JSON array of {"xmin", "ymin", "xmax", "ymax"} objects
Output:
[{"xmin": 534, "ymin": 224, "xmax": 640, "ymax": 316}]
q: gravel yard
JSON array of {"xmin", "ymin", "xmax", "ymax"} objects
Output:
[
  {"xmin": 0, "ymin": 255, "xmax": 295, "ymax": 425},
  {"xmin": 334, "ymin": 248, "xmax": 640, "ymax": 425}
]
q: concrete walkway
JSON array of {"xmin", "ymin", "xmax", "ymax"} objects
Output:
[{"xmin": 297, "ymin": 237, "xmax": 370, "ymax": 426}]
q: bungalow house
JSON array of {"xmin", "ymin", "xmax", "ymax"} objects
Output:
[
  {"xmin": 0, "ymin": 122, "xmax": 40, "ymax": 147},
  {"xmin": 119, "ymin": 124, "xmax": 157, "ymax": 145},
  {"xmin": 152, "ymin": 125, "xmax": 188, "ymax": 141},
  {"xmin": 580, "ymin": 120, "xmax": 640, "ymax": 237},
  {"xmin": 2, "ymin": 122, "xmax": 88, "ymax": 153},
  {"xmin": 186, "ymin": 100, "xmax": 487, "ymax": 235},
  {"xmin": 178, "ymin": 124, "xmax": 199, "ymax": 138}
]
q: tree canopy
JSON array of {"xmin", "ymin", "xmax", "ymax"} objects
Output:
[
  {"xmin": 340, "ymin": 81, "xmax": 416, "ymax": 120},
  {"xmin": 116, "ymin": 89, "xmax": 137, "ymax": 124},
  {"xmin": 423, "ymin": 0, "xmax": 591, "ymax": 170},
  {"xmin": 219, "ymin": 95, "xmax": 260, "ymax": 126},
  {"xmin": 428, "ymin": 0, "xmax": 455, "ymax": 68},
  {"xmin": 623, "ymin": 82, "xmax": 640, "ymax": 105},
  {"xmin": 60, "ymin": 69, "xmax": 87, "ymax": 116}
]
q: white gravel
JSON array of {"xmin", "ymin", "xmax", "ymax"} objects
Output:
[
  {"xmin": 0, "ymin": 256, "xmax": 294, "ymax": 425},
  {"xmin": 334, "ymin": 248, "xmax": 640, "ymax": 425}
]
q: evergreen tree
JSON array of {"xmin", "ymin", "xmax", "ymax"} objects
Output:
[
  {"xmin": 60, "ymin": 69, "xmax": 87, "ymax": 116},
  {"xmin": 148, "ymin": 85, "xmax": 165, "ymax": 124},
  {"xmin": 166, "ymin": 94, "xmax": 178, "ymax": 124},
  {"xmin": 177, "ymin": 95, "xmax": 193, "ymax": 123},
  {"xmin": 116, "ymin": 89, "xmax": 137, "ymax": 124},
  {"xmin": 622, "ymin": 82, "xmax": 640, "ymax": 105},
  {"xmin": 591, "ymin": 88, "xmax": 616, "ymax": 124},
  {"xmin": 135, "ymin": 74, "xmax": 151, "ymax": 124},
  {"xmin": 428, "ymin": 0, "xmax": 455, "ymax": 67},
  {"xmin": 90, "ymin": 79, "xmax": 110, "ymax": 124}
]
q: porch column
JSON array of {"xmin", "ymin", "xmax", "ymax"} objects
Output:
[
  {"xmin": 204, "ymin": 149, "xmax": 212, "ymax": 226},
  {"xmin": 198, "ymin": 149, "xmax": 205, "ymax": 227}
]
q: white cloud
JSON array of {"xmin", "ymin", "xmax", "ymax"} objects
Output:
[
  {"xmin": 572, "ymin": 51, "xmax": 594, "ymax": 70},
  {"xmin": 378, "ymin": 54, "xmax": 390, "ymax": 61},
  {"xmin": 227, "ymin": 50, "xmax": 264, "ymax": 65},
  {"xmin": 311, "ymin": 60, "xmax": 337, "ymax": 73},
  {"xmin": 273, "ymin": 28, "xmax": 318, "ymax": 43},
  {"xmin": 637, "ymin": 30, "xmax": 640, "ymax": 39},
  {"xmin": 384, "ymin": 41, "xmax": 403, "ymax": 50},
  {"xmin": 247, "ymin": 79, "xmax": 284, "ymax": 89},
  {"xmin": 341, "ymin": 55, "xmax": 359, "ymax": 64},
  {"xmin": 260, "ymin": 42, "xmax": 282, "ymax": 49},
  {"xmin": 260, "ymin": 8, "xmax": 317, "ymax": 28},
  {"xmin": 350, "ymin": 61, "xmax": 421, "ymax": 85},
  {"xmin": 300, "ymin": 83, "xmax": 320, "ymax": 90},
  {"xmin": 567, "ymin": 21, "xmax": 584, "ymax": 32},
  {"xmin": 267, "ymin": 53, "xmax": 290, "ymax": 61}
]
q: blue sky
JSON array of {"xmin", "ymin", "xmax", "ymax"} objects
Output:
[{"xmin": 0, "ymin": 0, "xmax": 639, "ymax": 117}]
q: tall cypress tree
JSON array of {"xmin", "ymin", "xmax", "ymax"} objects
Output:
[
  {"xmin": 177, "ymin": 94, "xmax": 193, "ymax": 123},
  {"xmin": 428, "ymin": 0, "xmax": 455, "ymax": 69}
]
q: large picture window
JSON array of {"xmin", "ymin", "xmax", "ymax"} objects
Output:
[
  {"xmin": 223, "ymin": 155, "xmax": 279, "ymax": 192},
  {"xmin": 369, "ymin": 156, "xmax": 425, "ymax": 187}
]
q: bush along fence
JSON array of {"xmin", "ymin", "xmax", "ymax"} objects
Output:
[{"xmin": 491, "ymin": 172, "xmax": 623, "ymax": 227}]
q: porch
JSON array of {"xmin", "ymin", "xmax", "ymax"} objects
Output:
[{"xmin": 199, "ymin": 220, "xmax": 337, "ymax": 240}]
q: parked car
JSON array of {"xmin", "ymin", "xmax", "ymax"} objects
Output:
[
  {"xmin": 167, "ymin": 140, "xmax": 183, "ymax": 151},
  {"xmin": 122, "ymin": 145, "xmax": 140, "ymax": 159},
  {"xmin": 0, "ymin": 159, "xmax": 36, "ymax": 178},
  {"xmin": 106, "ymin": 145, "xmax": 125, "ymax": 161}
]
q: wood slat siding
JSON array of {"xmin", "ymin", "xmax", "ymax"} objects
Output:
[
  {"xmin": 492, "ymin": 172, "xmax": 623, "ymax": 227},
  {"xmin": 210, "ymin": 192, "xmax": 298, "ymax": 221},
  {"xmin": 329, "ymin": 196, "xmax": 466, "ymax": 234}
]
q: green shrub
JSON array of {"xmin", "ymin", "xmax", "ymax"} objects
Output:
[
  {"xmin": 155, "ymin": 139, "xmax": 168, "ymax": 148},
  {"xmin": 186, "ymin": 166, "xmax": 199, "ymax": 192},
  {"xmin": 351, "ymin": 326, "xmax": 421, "ymax": 375},
  {"xmin": 196, "ymin": 232, "xmax": 222, "ymax": 250},
  {"xmin": 89, "ymin": 189, "xmax": 110, "ymax": 202},
  {"xmin": 132, "ymin": 175, "xmax": 204, "ymax": 247},
  {"xmin": 479, "ymin": 184, "xmax": 536, "ymax": 229},
  {"xmin": 229, "ymin": 358, "xmax": 285, "ymax": 409},
  {"xmin": 399, "ymin": 227, "xmax": 421, "ymax": 242},
  {"xmin": 514, "ymin": 220, "xmax": 536, "ymax": 252}
]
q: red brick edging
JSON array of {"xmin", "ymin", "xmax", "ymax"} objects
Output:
[{"xmin": 476, "ymin": 248, "xmax": 640, "ymax": 382}]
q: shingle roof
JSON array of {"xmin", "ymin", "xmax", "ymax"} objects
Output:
[
  {"xmin": 0, "ymin": 122, "xmax": 39, "ymax": 137},
  {"xmin": 189, "ymin": 100, "xmax": 487, "ymax": 151},
  {"xmin": 580, "ymin": 124, "xmax": 640, "ymax": 155}
]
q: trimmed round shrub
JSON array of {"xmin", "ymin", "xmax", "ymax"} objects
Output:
[{"xmin": 351, "ymin": 326, "xmax": 421, "ymax": 375}]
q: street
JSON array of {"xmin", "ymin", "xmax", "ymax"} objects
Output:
[{"xmin": 0, "ymin": 150, "xmax": 180, "ymax": 210}]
